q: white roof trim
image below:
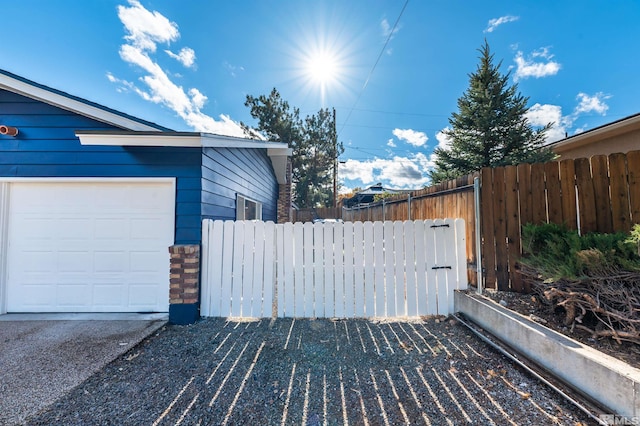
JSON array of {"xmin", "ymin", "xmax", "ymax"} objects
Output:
[
  {"xmin": 77, "ymin": 132, "xmax": 202, "ymax": 147},
  {"xmin": 0, "ymin": 72, "xmax": 162, "ymax": 132},
  {"xmin": 76, "ymin": 132, "xmax": 292, "ymax": 184}
]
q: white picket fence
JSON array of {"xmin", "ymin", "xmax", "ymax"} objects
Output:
[{"xmin": 200, "ymin": 219, "xmax": 467, "ymax": 319}]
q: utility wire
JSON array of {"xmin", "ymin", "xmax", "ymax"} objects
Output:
[{"xmin": 337, "ymin": 0, "xmax": 409, "ymax": 137}]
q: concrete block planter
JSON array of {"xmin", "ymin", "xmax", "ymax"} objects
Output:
[{"xmin": 455, "ymin": 290, "xmax": 640, "ymax": 418}]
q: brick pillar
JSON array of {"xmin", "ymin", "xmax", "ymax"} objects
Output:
[
  {"xmin": 168, "ymin": 244, "xmax": 200, "ymax": 325},
  {"xmin": 277, "ymin": 157, "xmax": 293, "ymax": 223}
]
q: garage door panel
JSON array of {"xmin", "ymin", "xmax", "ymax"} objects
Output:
[
  {"xmin": 93, "ymin": 251, "xmax": 128, "ymax": 272},
  {"xmin": 21, "ymin": 284, "xmax": 56, "ymax": 307},
  {"xmin": 93, "ymin": 284, "xmax": 125, "ymax": 307},
  {"xmin": 131, "ymin": 218, "xmax": 167, "ymax": 240},
  {"xmin": 6, "ymin": 181, "xmax": 174, "ymax": 313},
  {"xmin": 20, "ymin": 251, "xmax": 57, "ymax": 273},
  {"xmin": 56, "ymin": 284, "xmax": 91, "ymax": 307},
  {"xmin": 14, "ymin": 217, "xmax": 56, "ymax": 240},
  {"xmin": 129, "ymin": 251, "xmax": 162, "ymax": 272},
  {"xmin": 58, "ymin": 252, "xmax": 92, "ymax": 272},
  {"xmin": 95, "ymin": 219, "xmax": 128, "ymax": 239},
  {"xmin": 129, "ymin": 284, "xmax": 160, "ymax": 306},
  {"xmin": 56, "ymin": 219, "xmax": 93, "ymax": 239}
]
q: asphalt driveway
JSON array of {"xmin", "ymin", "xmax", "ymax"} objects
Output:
[
  {"xmin": 0, "ymin": 313, "xmax": 166, "ymax": 425},
  {"xmin": 22, "ymin": 317, "xmax": 594, "ymax": 425}
]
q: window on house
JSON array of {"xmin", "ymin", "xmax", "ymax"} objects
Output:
[{"xmin": 236, "ymin": 195, "xmax": 262, "ymax": 220}]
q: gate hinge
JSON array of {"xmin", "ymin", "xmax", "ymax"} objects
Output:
[
  {"xmin": 432, "ymin": 266, "xmax": 452, "ymax": 270},
  {"xmin": 430, "ymin": 224, "xmax": 450, "ymax": 228}
]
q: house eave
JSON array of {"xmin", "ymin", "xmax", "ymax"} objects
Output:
[
  {"xmin": 550, "ymin": 112, "xmax": 640, "ymax": 154},
  {"xmin": 0, "ymin": 69, "xmax": 167, "ymax": 132},
  {"xmin": 75, "ymin": 131, "xmax": 292, "ymax": 184}
]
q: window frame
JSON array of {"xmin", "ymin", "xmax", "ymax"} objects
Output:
[{"xmin": 236, "ymin": 194, "xmax": 262, "ymax": 221}]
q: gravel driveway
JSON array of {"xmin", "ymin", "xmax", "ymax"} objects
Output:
[{"xmin": 25, "ymin": 317, "xmax": 594, "ymax": 425}]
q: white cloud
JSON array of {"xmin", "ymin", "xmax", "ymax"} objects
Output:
[
  {"xmin": 514, "ymin": 48, "xmax": 561, "ymax": 81},
  {"xmin": 424, "ymin": 128, "xmax": 453, "ymax": 171},
  {"xmin": 117, "ymin": 0, "xmax": 178, "ymax": 51},
  {"xmin": 392, "ymin": 128, "xmax": 428, "ymax": 147},
  {"xmin": 484, "ymin": 15, "xmax": 519, "ymax": 33},
  {"xmin": 188, "ymin": 88, "xmax": 207, "ymax": 109},
  {"xmin": 340, "ymin": 153, "xmax": 430, "ymax": 189},
  {"xmin": 223, "ymin": 61, "xmax": 245, "ymax": 77},
  {"xmin": 526, "ymin": 92, "xmax": 611, "ymax": 143},
  {"xmin": 387, "ymin": 138, "xmax": 396, "ymax": 148},
  {"xmin": 165, "ymin": 47, "xmax": 196, "ymax": 68},
  {"xmin": 434, "ymin": 129, "xmax": 452, "ymax": 152},
  {"xmin": 114, "ymin": 0, "xmax": 246, "ymax": 137},
  {"xmin": 526, "ymin": 103, "xmax": 567, "ymax": 142},
  {"xmin": 574, "ymin": 92, "xmax": 610, "ymax": 115},
  {"xmin": 381, "ymin": 17, "xmax": 400, "ymax": 55},
  {"xmin": 381, "ymin": 18, "xmax": 400, "ymax": 39}
]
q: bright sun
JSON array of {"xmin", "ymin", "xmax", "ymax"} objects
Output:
[{"xmin": 307, "ymin": 52, "xmax": 338, "ymax": 85}]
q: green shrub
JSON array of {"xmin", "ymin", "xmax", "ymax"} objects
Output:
[{"xmin": 520, "ymin": 223, "xmax": 640, "ymax": 281}]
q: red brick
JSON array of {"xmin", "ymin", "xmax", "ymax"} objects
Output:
[{"xmin": 180, "ymin": 273, "xmax": 199, "ymax": 280}]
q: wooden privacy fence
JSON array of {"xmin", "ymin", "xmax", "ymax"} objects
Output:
[
  {"xmin": 292, "ymin": 207, "xmax": 342, "ymax": 223},
  {"xmin": 200, "ymin": 219, "xmax": 467, "ymax": 319},
  {"xmin": 342, "ymin": 174, "xmax": 478, "ymax": 286},
  {"xmin": 482, "ymin": 150, "xmax": 640, "ymax": 292}
]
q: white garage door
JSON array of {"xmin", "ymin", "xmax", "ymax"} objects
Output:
[{"xmin": 5, "ymin": 180, "xmax": 175, "ymax": 313}]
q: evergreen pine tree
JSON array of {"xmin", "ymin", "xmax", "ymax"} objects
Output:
[
  {"xmin": 242, "ymin": 88, "xmax": 344, "ymax": 208},
  {"xmin": 430, "ymin": 41, "xmax": 555, "ymax": 183}
]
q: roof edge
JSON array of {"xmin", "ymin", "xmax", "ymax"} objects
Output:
[
  {"xmin": 0, "ymin": 68, "xmax": 171, "ymax": 132},
  {"xmin": 549, "ymin": 112, "xmax": 640, "ymax": 152}
]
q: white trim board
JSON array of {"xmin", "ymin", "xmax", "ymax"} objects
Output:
[
  {"xmin": 76, "ymin": 132, "xmax": 292, "ymax": 184},
  {"xmin": 0, "ymin": 182, "xmax": 9, "ymax": 314}
]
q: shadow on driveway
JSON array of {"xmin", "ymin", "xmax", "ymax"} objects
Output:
[
  {"xmin": 23, "ymin": 317, "xmax": 593, "ymax": 425},
  {"xmin": 0, "ymin": 314, "xmax": 166, "ymax": 425}
]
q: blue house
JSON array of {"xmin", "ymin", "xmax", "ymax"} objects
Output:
[{"xmin": 0, "ymin": 69, "xmax": 290, "ymax": 323}]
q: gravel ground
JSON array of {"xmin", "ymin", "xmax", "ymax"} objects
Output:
[
  {"xmin": 24, "ymin": 317, "xmax": 595, "ymax": 425},
  {"xmin": 0, "ymin": 318, "xmax": 165, "ymax": 426}
]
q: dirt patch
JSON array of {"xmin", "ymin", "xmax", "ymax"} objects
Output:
[
  {"xmin": 25, "ymin": 317, "xmax": 595, "ymax": 425},
  {"xmin": 482, "ymin": 289, "xmax": 640, "ymax": 368}
]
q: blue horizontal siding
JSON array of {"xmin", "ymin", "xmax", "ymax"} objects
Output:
[
  {"xmin": 0, "ymin": 89, "xmax": 202, "ymax": 244},
  {"xmin": 2, "ymin": 88, "xmax": 281, "ymax": 243},
  {"xmin": 201, "ymin": 147, "xmax": 278, "ymax": 221}
]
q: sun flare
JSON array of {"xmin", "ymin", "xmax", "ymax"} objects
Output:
[{"xmin": 307, "ymin": 52, "xmax": 338, "ymax": 85}]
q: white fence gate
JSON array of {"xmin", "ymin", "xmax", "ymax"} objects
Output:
[{"xmin": 200, "ymin": 219, "xmax": 467, "ymax": 318}]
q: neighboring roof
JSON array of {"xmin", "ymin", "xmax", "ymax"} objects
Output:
[
  {"xmin": 0, "ymin": 68, "xmax": 171, "ymax": 132},
  {"xmin": 343, "ymin": 183, "xmax": 406, "ymax": 208},
  {"xmin": 75, "ymin": 130, "xmax": 292, "ymax": 184},
  {"xmin": 548, "ymin": 112, "xmax": 640, "ymax": 154}
]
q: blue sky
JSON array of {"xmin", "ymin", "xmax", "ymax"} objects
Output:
[{"xmin": 2, "ymin": 1, "xmax": 639, "ymax": 191}]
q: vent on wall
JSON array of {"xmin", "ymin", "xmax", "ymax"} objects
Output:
[{"xmin": 0, "ymin": 125, "xmax": 18, "ymax": 136}]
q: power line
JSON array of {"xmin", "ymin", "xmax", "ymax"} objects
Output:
[{"xmin": 337, "ymin": 0, "xmax": 410, "ymax": 137}]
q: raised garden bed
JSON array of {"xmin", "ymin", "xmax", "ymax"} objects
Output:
[{"xmin": 455, "ymin": 290, "xmax": 640, "ymax": 418}]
